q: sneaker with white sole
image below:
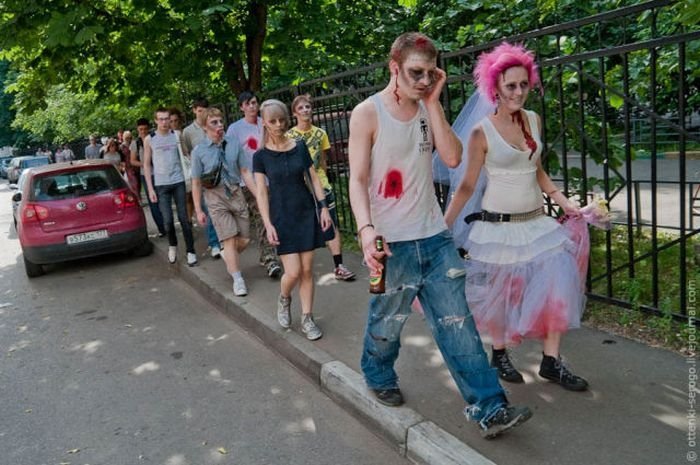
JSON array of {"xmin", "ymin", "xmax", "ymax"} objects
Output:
[
  {"xmin": 267, "ymin": 262, "xmax": 282, "ymax": 279},
  {"xmin": 277, "ymin": 294, "xmax": 291, "ymax": 329},
  {"xmin": 478, "ymin": 405, "xmax": 533, "ymax": 439},
  {"xmin": 186, "ymin": 252, "xmax": 198, "ymax": 267},
  {"xmin": 210, "ymin": 246, "xmax": 221, "ymax": 259},
  {"xmin": 233, "ymin": 279, "xmax": 248, "ymax": 296},
  {"xmin": 301, "ymin": 314, "xmax": 322, "ymax": 341},
  {"xmin": 334, "ymin": 264, "xmax": 356, "ymax": 281},
  {"xmin": 168, "ymin": 246, "xmax": 177, "ymax": 264}
]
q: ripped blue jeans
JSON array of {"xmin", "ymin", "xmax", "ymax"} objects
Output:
[{"xmin": 360, "ymin": 229, "xmax": 507, "ymax": 423}]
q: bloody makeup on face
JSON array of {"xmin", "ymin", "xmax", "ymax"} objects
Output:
[{"xmin": 405, "ymin": 67, "xmax": 437, "ymax": 85}]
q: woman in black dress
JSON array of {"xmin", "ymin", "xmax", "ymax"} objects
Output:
[{"xmin": 253, "ymin": 99, "xmax": 332, "ymax": 341}]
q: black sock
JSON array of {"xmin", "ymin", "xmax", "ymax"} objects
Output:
[{"xmin": 333, "ymin": 254, "xmax": 342, "ymax": 267}]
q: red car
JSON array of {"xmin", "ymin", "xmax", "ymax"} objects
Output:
[{"xmin": 11, "ymin": 160, "xmax": 152, "ymax": 277}]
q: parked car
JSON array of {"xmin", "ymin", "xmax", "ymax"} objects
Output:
[
  {"xmin": 1, "ymin": 157, "xmax": 12, "ymax": 178},
  {"xmin": 11, "ymin": 169, "xmax": 30, "ymax": 227},
  {"xmin": 11, "ymin": 160, "xmax": 152, "ymax": 277},
  {"xmin": 7, "ymin": 155, "xmax": 51, "ymax": 183}
]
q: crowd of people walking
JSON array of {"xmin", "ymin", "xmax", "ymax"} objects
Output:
[{"xmin": 61, "ymin": 32, "xmax": 602, "ymax": 441}]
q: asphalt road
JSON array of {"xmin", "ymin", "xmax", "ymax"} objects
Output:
[{"xmin": 0, "ymin": 181, "xmax": 408, "ymax": 465}]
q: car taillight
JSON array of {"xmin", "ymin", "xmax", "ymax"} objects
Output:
[
  {"xmin": 114, "ymin": 190, "xmax": 138, "ymax": 207},
  {"xmin": 22, "ymin": 204, "xmax": 49, "ymax": 222}
]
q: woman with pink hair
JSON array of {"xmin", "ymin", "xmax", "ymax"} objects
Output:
[{"xmin": 444, "ymin": 42, "xmax": 589, "ymax": 391}]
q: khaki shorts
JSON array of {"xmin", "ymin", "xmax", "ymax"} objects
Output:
[{"xmin": 204, "ymin": 185, "xmax": 250, "ymax": 241}]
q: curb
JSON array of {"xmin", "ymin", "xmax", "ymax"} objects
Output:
[{"xmin": 154, "ymin": 243, "xmax": 496, "ymax": 465}]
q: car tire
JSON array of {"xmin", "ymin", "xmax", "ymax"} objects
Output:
[
  {"xmin": 132, "ymin": 239, "xmax": 153, "ymax": 257},
  {"xmin": 23, "ymin": 256, "xmax": 44, "ymax": 278}
]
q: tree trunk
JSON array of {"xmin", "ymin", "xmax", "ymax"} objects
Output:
[{"xmin": 246, "ymin": 1, "xmax": 267, "ymax": 92}]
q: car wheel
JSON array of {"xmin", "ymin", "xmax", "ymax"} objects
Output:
[
  {"xmin": 132, "ymin": 239, "xmax": 153, "ymax": 257},
  {"xmin": 23, "ymin": 255, "xmax": 44, "ymax": 278}
]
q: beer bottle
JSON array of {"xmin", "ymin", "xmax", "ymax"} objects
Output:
[{"xmin": 369, "ymin": 236, "xmax": 386, "ymax": 294}]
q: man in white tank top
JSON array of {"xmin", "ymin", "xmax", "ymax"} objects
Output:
[
  {"xmin": 348, "ymin": 32, "xmax": 532, "ymax": 439},
  {"xmin": 144, "ymin": 108, "xmax": 197, "ymax": 267}
]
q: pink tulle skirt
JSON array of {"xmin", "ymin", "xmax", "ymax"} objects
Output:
[{"xmin": 464, "ymin": 215, "xmax": 589, "ymax": 347}]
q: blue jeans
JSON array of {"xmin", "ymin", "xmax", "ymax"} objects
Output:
[
  {"xmin": 201, "ymin": 198, "xmax": 220, "ymax": 249},
  {"xmin": 360, "ymin": 230, "xmax": 507, "ymax": 422},
  {"xmin": 141, "ymin": 175, "xmax": 165, "ymax": 235},
  {"xmin": 155, "ymin": 181, "xmax": 195, "ymax": 253}
]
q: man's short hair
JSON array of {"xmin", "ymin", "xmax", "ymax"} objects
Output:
[
  {"xmin": 389, "ymin": 32, "xmax": 438, "ymax": 66},
  {"xmin": 238, "ymin": 91, "xmax": 257, "ymax": 106},
  {"xmin": 154, "ymin": 107, "xmax": 170, "ymax": 116},
  {"xmin": 192, "ymin": 97, "xmax": 209, "ymax": 109},
  {"xmin": 204, "ymin": 107, "xmax": 223, "ymax": 121},
  {"xmin": 168, "ymin": 107, "xmax": 183, "ymax": 119},
  {"xmin": 136, "ymin": 117, "xmax": 150, "ymax": 127},
  {"xmin": 291, "ymin": 93, "xmax": 312, "ymax": 112}
]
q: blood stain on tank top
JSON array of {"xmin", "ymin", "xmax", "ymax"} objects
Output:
[
  {"xmin": 246, "ymin": 137, "xmax": 258, "ymax": 151},
  {"xmin": 379, "ymin": 169, "xmax": 404, "ymax": 199}
]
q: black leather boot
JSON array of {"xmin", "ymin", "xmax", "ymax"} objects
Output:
[
  {"xmin": 491, "ymin": 349, "xmax": 524, "ymax": 383},
  {"xmin": 539, "ymin": 353, "xmax": 589, "ymax": 391}
]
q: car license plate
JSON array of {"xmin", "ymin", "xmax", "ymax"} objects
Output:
[{"xmin": 66, "ymin": 229, "xmax": 109, "ymax": 245}]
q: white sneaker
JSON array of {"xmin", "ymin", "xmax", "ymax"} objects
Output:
[
  {"xmin": 233, "ymin": 278, "xmax": 248, "ymax": 296},
  {"xmin": 186, "ymin": 252, "xmax": 198, "ymax": 267},
  {"xmin": 210, "ymin": 246, "xmax": 222, "ymax": 259},
  {"xmin": 168, "ymin": 246, "xmax": 177, "ymax": 264}
]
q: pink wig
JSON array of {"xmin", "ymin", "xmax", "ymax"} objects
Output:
[{"xmin": 474, "ymin": 42, "xmax": 541, "ymax": 104}]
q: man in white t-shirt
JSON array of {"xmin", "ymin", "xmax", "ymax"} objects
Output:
[{"xmin": 226, "ymin": 91, "xmax": 281, "ymax": 279}]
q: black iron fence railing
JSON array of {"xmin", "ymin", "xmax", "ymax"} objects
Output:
[{"xmin": 257, "ymin": 0, "xmax": 698, "ymax": 319}]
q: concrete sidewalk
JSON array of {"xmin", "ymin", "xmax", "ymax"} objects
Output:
[{"xmin": 149, "ymin": 216, "xmax": 687, "ymax": 465}]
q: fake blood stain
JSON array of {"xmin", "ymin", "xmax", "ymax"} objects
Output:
[
  {"xmin": 379, "ymin": 169, "xmax": 404, "ymax": 199},
  {"xmin": 246, "ymin": 137, "xmax": 258, "ymax": 151}
]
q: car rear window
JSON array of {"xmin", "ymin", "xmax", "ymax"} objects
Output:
[
  {"xmin": 31, "ymin": 167, "xmax": 126, "ymax": 200},
  {"xmin": 21, "ymin": 157, "xmax": 50, "ymax": 169}
]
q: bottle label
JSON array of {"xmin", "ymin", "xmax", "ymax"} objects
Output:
[{"xmin": 369, "ymin": 271, "xmax": 382, "ymax": 286}]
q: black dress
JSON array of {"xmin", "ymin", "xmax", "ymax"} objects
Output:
[{"xmin": 253, "ymin": 141, "xmax": 324, "ymax": 255}]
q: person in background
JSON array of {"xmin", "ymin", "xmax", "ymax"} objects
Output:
[
  {"xmin": 103, "ymin": 138, "xmax": 122, "ymax": 167},
  {"xmin": 131, "ymin": 117, "xmax": 166, "ymax": 237},
  {"xmin": 84, "ymin": 135, "xmax": 102, "ymax": 159},
  {"xmin": 287, "ymin": 94, "xmax": 356, "ymax": 281},
  {"xmin": 182, "ymin": 97, "xmax": 222, "ymax": 260},
  {"xmin": 144, "ymin": 107, "xmax": 197, "ymax": 266},
  {"xmin": 227, "ymin": 91, "xmax": 283, "ymax": 279}
]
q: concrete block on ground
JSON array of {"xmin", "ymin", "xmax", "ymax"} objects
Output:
[
  {"xmin": 320, "ymin": 360, "xmax": 424, "ymax": 449},
  {"xmin": 407, "ymin": 421, "xmax": 496, "ymax": 465}
]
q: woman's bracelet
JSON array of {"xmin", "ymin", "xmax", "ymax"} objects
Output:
[
  {"xmin": 317, "ymin": 198, "xmax": 329, "ymax": 209},
  {"xmin": 357, "ymin": 223, "xmax": 374, "ymax": 236}
]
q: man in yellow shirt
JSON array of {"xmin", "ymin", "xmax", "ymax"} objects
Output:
[{"xmin": 287, "ymin": 94, "xmax": 355, "ymax": 281}]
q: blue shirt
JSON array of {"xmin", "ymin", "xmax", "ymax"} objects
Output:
[{"xmin": 191, "ymin": 135, "xmax": 247, "ymax": 185}]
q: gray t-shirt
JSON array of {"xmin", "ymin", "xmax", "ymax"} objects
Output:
[
  {"xmin": 182, "ymin": 122, "xmax": 206, "ymax": 155},
  {"xmin": 149, "ymin": 131, "xmax": 184, "ymax": 186},
  {"xmin": 84, "ymin": 144, "xmax": 102, "ymax": 159}
]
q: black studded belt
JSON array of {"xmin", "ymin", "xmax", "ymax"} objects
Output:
[{"xmin": 465, "ymin": 207, "xmax": 544, "ymax": 224}]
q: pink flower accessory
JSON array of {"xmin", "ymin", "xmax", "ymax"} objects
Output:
[{"xmin": 558, "ymin": 195, "xmax": 611, "ymax": 230}]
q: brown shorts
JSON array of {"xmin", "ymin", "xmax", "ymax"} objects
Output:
[{"xmin": 203, "ymin": 185, "xmax": 250, "ymax": 241}]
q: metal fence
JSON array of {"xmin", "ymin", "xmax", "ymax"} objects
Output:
[{"xmin": 263, "ymin": 0, "xmax": 700, "ymax": 319}]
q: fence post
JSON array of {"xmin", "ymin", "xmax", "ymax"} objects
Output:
[{"xmin": 634, "ymin": 181, "xmax": 642, "ymax": 236}]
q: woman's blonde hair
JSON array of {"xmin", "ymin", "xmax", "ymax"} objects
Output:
[{"xmin": 259, "ymin": 99, "xmax": 290, "ymax": 144}]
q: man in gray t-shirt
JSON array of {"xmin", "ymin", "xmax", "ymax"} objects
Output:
[{"xmin": 84, "ymin": 135, "xmax": 102, "ymax": 159}]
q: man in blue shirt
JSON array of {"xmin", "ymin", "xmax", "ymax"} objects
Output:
[{"xmin": 191, "ymin": 108, "xmax": 257, "ymax": 296}]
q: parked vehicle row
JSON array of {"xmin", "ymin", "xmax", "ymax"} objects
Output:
[
  {"xmin": 7, "ymin": 155, "xmax": 52, "ymax": 183},
  {"xmin": 10, "ymin": 160, "xmax": 152, "ymax": 277}
]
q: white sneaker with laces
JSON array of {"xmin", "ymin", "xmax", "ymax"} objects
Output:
[
  {"xmin": 168, "ymin": 246, "xmax": 177, "ymax": 264},
  {"xmin": 210, "ymin": 246, "xmax": 221, "ymax": 259},
  {"xmin": 186, "ymin": 252, "xmax": 198, "ymax": 267},
  {"xmin": 233, "ymin": 278, "xmax": 248, "ymax": 297}
]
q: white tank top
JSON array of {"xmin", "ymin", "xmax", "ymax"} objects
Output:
[
  {"xmin": 368, "ymin": 94, "xmax": 446, "ymax": 242},
  {"xmin": 480, "ymin": 110, "xmax": 544, "ymax": 213}
]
